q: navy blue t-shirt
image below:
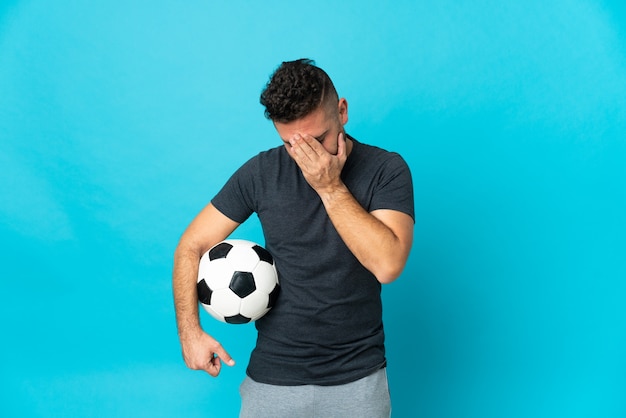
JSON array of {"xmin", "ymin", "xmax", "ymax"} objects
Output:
[{"xmin": 211, "ymin": 136, "xmax": 414, "ymax": 386}]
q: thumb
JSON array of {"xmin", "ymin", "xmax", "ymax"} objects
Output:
[{"xmin": 337, "ymin": 132, "xmax": 346, "ymax": 158}]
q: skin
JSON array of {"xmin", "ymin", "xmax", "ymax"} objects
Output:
[{"xmin": 173, "ymin": 97, "xmax": 414, "ymax": 377}]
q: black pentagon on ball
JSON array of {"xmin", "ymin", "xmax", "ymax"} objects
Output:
[
  {"xmin": 252, "ymin": 245, "xmax": 274, "ymax": 265},
  {"xmin": 208, "ymin": 242, "xmax": 233, "ymax": 260},
  {"xmin": 197, "ymin": 278, "xmax": 213, "ymax": 305},
  {"xmin": 267, "ymin": 283, "xmax": 280, "ymax": 308},
  {"xmin": 229, "ymin": 271, "xmax": 256, "ymax": 298},
  {"xmin": 225, "ymin": 314, "xmax": 252, "ymax": 324}
]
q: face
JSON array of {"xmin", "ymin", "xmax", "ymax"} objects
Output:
[{"xmin": 274, "ymin": 98, "xmax": 349, "ymax": 156}]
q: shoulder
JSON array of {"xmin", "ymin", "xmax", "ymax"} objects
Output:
[
  {"xmin": 231, "ymin": 145, "xmax": 296, "ymax": 190},
  {"xmin": 348, "ymin": 136, "xmax": 411, "ymax": 173},
  {"xmin": 236, "ymin": 145, "xmax": 288, "ymax": 172},
  {"xmin": 249, "ymin": 145, "xmax": 290, "ymax": 166}
]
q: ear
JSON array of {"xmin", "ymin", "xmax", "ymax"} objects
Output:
[{"xmin": 338, "ymin": 98, "xmax": 348, "ymax": 126}]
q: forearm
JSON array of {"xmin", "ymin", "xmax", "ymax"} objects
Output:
[
  {"xmin": 172, "ymin": 244, "xmax": 203, "ymax": 339},
  {"xmin": 171, "ymin": 203, "xmax": 239, "ymax": 375},
  {"xmin": 172, "ymin": 203, "xmax": 240, "ymax": 338},
  {"xmin": 318, "ymin": 183, "xmax": 411, "ymax": 284}
]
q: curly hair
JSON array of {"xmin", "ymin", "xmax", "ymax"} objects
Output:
[{"xmin": 260, "ymin": 59, "xmax": 338, "ymax": 123}]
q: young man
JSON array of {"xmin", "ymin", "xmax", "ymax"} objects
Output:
[{"xmin": 173, "ymin": 59, "xmax": 414, "ymax": 417}]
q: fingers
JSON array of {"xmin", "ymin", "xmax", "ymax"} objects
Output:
[
  {"xmin": 205, "ymin": 354, "xmax": 222, "ymax": 377},
  {"xmin": 203, "ymin": 342, "xmax": 235, "ymax": 377},
  {"xmin": 289, "ymin": 134, "xmax": 319, "ymax": 161},
  {"xmin": 289, "ymin": 132, "xmax": 346, "ymax": 159},
  {"xmin": 214, "ymin": 344, "xmax": 236, "ymax": 367},
  {"xmin": 182, "ymin": 333, "xmax": 235, "ymax": 378},
  {"xmin": 286, "ymin": 132, "xmax": 347, "ymax": 194}
]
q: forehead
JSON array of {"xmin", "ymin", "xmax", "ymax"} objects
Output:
[{"xmin": 274, "ymin": 106, "xmax": 333, "ymax": 140}]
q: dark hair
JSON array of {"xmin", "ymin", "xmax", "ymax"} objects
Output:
[{"xmin": 260, "ymin": 58, "xmax": 338, "ymax": 123}]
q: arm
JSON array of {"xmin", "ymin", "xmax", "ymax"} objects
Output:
[
  {"xmin": 319, "ymin": 190, "xmax": 413, "ymax": 284},
  {"xmin": 287, "ymin": 133, "xmax": 413, "ymax": 284},
  {"xmin": 173, "ymin": 203, "xmax": 240, "ymax": 376}
]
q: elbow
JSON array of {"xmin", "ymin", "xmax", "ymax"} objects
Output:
[
  {"xmin": 368, "ymin": 245, "xmax": 412, "ymax": 284},
  {"xmin": 372, "ymin": 233, "xmax": 413, "ymax": 284},
  {"xmin": 371, "ymin": 262, "xmax": 406, "ymax": 285},
  {"xmin": 174, "ymin": 234, "xmax": 204, "ymax": 260}
]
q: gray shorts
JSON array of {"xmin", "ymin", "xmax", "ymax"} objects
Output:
[{"xmin": 239, "ymin": 368, "xmax": 391, "ymax": 418}]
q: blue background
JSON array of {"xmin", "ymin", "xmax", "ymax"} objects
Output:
[{"xmin": 1, "ymin": 1, "xmax": 625, "ymax": 417}]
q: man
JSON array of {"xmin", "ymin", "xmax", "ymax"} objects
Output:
[{"xmin": 173, "ymin": 59, "xmax": 414, "ymax": 417}]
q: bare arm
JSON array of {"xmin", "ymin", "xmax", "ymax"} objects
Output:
[
  {"xmin": 287, "ymin": 133, "xmax": 413, "ymax": 283},
  {"xmin": 319, "ymin": 189, "xmax": 413, "ymax": 284},
  {"xmin": 173, "ymin": 203, "xmax": 240, "ymax": 376}
]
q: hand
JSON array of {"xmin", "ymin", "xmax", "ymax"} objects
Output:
[
  {"xmin": 286, "ymin": 132, "xmax": 348, "ymax": 194},
  {"xmin": 180, "ymin": 329, "xmax": 235, "ymax": 377}
]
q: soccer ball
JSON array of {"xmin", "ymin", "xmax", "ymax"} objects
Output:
[{"xmin": 197, "ymin": 239, "xmax": 279, "ymax": 324}]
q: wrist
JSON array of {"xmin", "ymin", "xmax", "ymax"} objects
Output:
[
  {"xmin": 318, "ymin": 182, "xmax": 350, "ymax": 205},
  {"xmin": 177, "ymin": 315, "xmax": 203, "ymax": 340}
]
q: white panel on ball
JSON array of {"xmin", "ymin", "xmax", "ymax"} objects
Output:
[
  {"xmin": 225, "ymin": 245, "xmax": 261, "ymax": 272},
  {"xmin": 240, "ymin": 291, "xmax": 270, "ymax": 318},
  {"xmin": 199, "ymin": 258, "xmax": 233, "ymax": 290},
  {"xmin": 210, "ymin": 288, "xmax": 242, "ymax": 317},
  {"xmin": 253, "ymin": 262, "xmax": 279, "ymax": 293}
]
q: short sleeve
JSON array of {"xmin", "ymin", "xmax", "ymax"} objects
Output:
[
  {"xmin": 370, "ymin": 154, "xmax": 415, "ymax": 221},
  {"xmin": 211, "ymin": 157, "xmax": 258, "ymax": 224}
]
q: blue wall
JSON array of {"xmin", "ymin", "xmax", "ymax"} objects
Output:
[{"xmin": 1, "ymin": 1, "xmax": 625, "ymax": 417}]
